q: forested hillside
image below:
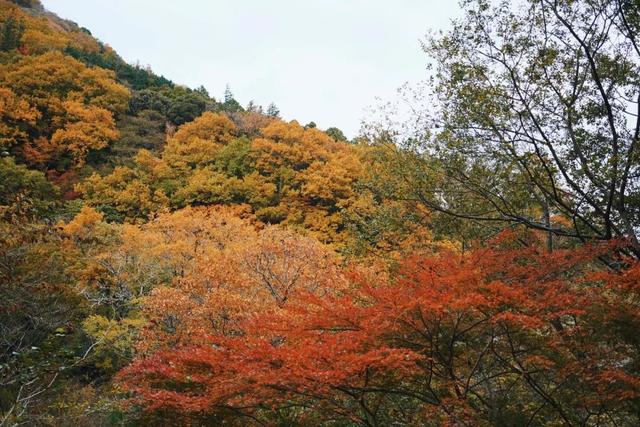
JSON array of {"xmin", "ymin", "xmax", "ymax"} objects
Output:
[{"xmin": 1, "ymin": 0, "xmax": 640, "ymax": 425}]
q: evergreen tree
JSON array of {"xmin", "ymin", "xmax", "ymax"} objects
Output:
[
  {"xmin": 220, "ymin": 85, "xmax": 243, "ymax": 113},
  {"xmin": 266, "ymin": 102, "xmax": 280, "ymax": 118}
]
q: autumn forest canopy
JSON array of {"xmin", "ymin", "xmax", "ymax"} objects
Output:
[{"xmin": 1, "ymin": 0, "xmax": 640, "ymax": 425}]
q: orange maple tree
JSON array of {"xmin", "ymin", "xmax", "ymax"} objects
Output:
[{"xmin": 119, "ymin": 233, "xmax": 640, "ymax": 425}]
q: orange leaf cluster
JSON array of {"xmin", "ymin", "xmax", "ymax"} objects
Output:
[{"xmin": 119, "ymin": 234, "xmax": 640, "ymax": 424}]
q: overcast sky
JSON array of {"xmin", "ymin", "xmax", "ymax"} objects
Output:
[{"xmin": 41, "ymin": 1, "xmax": 461, "ymax": 138}]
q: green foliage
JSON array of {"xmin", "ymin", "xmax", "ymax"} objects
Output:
[
  {"xmin": 165, "ymin": 91, "xmax": 208, "ymax": 125},
  {"xmin": 128, "ymin": 89, "xmax": 170, "ymax": 115},
  {"xmin": 266, "ymin": 102, "xmax": 280, "ymax": 118},
  {"xmin": 325, "ymin": 126, "xmax": 347, "ymax": 142},
  {"xmin": 109, "ymin": 110, "xmax": 166, "ymax": 163},
  {"xmin": 63, "ymin": 45, "xmax": 120, "ymax": 72},
  {"xmin": 0, "ymin": 221, "xmax": 86, "ymax": 425},
  {"xmin": 0, "ymin": 15, "xmax": 24, "ymax": 52},
  {"xmin": 9, "ymin": 0, "xmax": 40, "ymax": 7},
  {"xmin": 0, "ymin": 156, "xmax": 59, "ymax": 219},
  {"xmin": 254, "ymin": 205, "xmax": 287, "ymax": 224},
  {"xmin": 64, "ymin": 45, "xmax": 174, "ymax": 90},
  {"xmin": 418, "ymin": 0, "xmax": 640, "ymax": 250},
  {"xmin": 219, "ymin": 85, "xmax": 243, "ymax": 113},
  {"xmin": 82, "ymin": 315, "xmax": 143, "ymax": 373},
  {"xmin": 117, "ymin": 63, "xmax": 173, "ymax": 91},
  {"xmin": 214, "ymin": 137, "xmax": 252, "ymax": 178}
]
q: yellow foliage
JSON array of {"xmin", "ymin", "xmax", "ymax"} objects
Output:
[
  {"xmin": 60, "ymin": 206, "xmax": 104, "ymax": 238},
  {"xmin": 0, "ymin": 50, "xmax": 129, "ymax": 167},
  {"xmin": 76, "ymin": 167, "xmax": 168, "ymax": 220},
  {"xmin": 251, "ymin": 120, "xmax": 337, "ymax": 174},
  {"xmin": 49, "ymin": 100, "xmax": 119, "ymax": 165},
  {"xmin": 138, "ymin": 212, "xmax": 345, "ymax": 350},
  {"xmin": 300, "ymin": 149, "xmax": 363, "ymax": 203},
  {"xmin": 134, "ymin": 149, "xmax": 174, "ymax": 179},
  {"xmin": 0, "ymin": 51, "xmax": 129, "ymax": 114},
  {"xmin": 163, "ymin": 112, "xmax": 236, "ymax": 170},
  {"xmin": 73, "ymin": 113, "xmax": 367, "ymax": 246},
  {"xmin": 0, "ymin": 0, "xmax": 104, "ymax": 55},
  {"xmin": 82, "ymin": 315, "xmax": 145, "ymax": 370},
  {"xmin": 171, "ymin": 111, "xmax": 236, "ymax": 144},
  {"xmin": 173, "ymin": 167, "xmax": 241, "ymax": 206},
  {"xmin": 0, "ymin": 87, "xmax": 39, "ymax": 149}
]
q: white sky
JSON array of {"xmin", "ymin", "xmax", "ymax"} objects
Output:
[{"xmin": 41, "ymin": 1, "xmax": 461, "ymax": 138}]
